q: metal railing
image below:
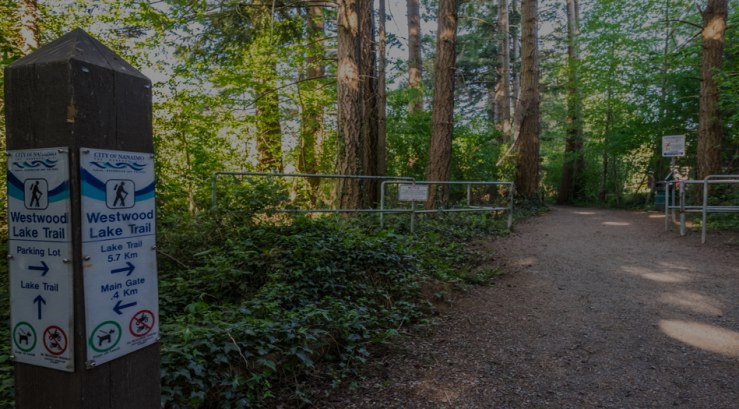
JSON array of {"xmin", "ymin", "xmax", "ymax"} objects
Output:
[
  {"xmin": 211, "ymin": 172, "xmax": 515, "ymax": 233},
  {"xmin": 380, "ymin": 180, "xmax": 515, "ymax": 233},
  {"xmin": 668, "ymin": 174, "xmax": 739, "ymax": 243}
]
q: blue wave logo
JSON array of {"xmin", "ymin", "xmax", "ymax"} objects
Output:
[
  {"xmin": 12, "ymin": 159, "xmax": 58, "ymax": 169},
  {"xmin": 89, "ymin": 161, "xmax": 146, "ymax": 171}
]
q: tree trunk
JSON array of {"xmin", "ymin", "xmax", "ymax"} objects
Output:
[
  {"xmin": 495, "ymin": 0, "xmax": 512, "ymax": 143},
  {"xmin": 600, "ymin": 87, "xmax": 613, "ymax": 203},
  {"xmin": 557, "ymin": 0, "xmax": 584, "ymax": 204},
  {"xmin": 299, "ymin": 5, "xmax": 325, "ymax": 204},
  {"xmin": 697, "ymin": 0, "xmax": 728, "ymax": 180},
  {"xmin": 514, "ymin": 0, "xmax": 540, "ymax": 199},
  {"xmin": 377, "ymin": 0, "xmax": 387, "ymax": 180},
  {"xmin": 336, "ymin": 0, "xmax": 363, "ymax": 209},
  {"xmin": 18, "ymin": 0, "xmax": 40, "ymax": 55},
  {"xmin": 510, "ymin": 0, "xmax": 520, "ymax": 117},
  {"xmin": 648, "ymin": 0, "xmax": 672, "ymax": 201},
  {"xmin": 360, "ymin": 0, "xmax": 379, "ymax": 207},
  {"xmin": 425, "ymin": 0, "xmax": 459, "ymax": 209},
  {"xmin": 255, "ymin": 63, "xmax": 283, "ymax": 172},
  {"xmin": 407, "ymin": 0, "xmax": 424, "ymax": 113}
]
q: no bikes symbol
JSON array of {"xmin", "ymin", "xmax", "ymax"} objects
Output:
[
  {"xmin": 129, "ymin": 310, "xmax": 155, "ymax": 337},
  {"xmin": 43, "ymin": 325, "xmax": 68, "ymax": 356}
]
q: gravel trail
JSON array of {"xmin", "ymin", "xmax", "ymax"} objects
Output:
[{"xmin": 321, "ymin": 207, "xmax": 739, "ymax": 408}]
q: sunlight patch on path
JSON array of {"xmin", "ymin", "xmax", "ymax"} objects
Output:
[
  {"xmin": 511, "ymin": 257, "xmax": 538, "ymax": 267},
  {"xmin": 621, "ymin": 265, "xmax": 692, "ymax": 283},
  {"xmin": 413, "ymin": 380, "xmax": 465, "ymax": 405},
  {"xmin": 602, "ymin": 221, "xmax": 631, "ymax": 226},
  {"xmin": 658, "ymin": 291, "xmax": 725, "ymax": 316},
  {"xmin": 659, "ymin": 320, "xmax": 739, "ymax": 358}
]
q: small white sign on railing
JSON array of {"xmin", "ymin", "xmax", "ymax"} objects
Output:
[{"xmin": 398, "ymin": 184, "xmax": 428, "ymax": 202}]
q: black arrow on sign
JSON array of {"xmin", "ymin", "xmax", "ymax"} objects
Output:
[
  {"xmin": 111, "ymin": 262, "xmax": 135, "ymax": 276},
  {"xmin": 113, "ymin": 300, "xmax": 137, "ymax": 315},
  {"xmin": 33, "ymin": 295, "xmax": 46, "ymax": 320},
  {"xmin": 28, "ymin": 261, "xmax": 49, "ymax": 276}
]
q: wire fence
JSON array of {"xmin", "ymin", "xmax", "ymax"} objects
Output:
[
  {"xmin": 211, "ymin": 172, "xmax": 515, "ymax": 232},
  {"xmin": 380, "ymin": 180, "xmax": 514, "ymax": 233}
]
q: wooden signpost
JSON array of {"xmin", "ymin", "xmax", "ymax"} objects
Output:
[{"xmin": 5, "ymin": 29, "xmax": 160, "ymax": 408}]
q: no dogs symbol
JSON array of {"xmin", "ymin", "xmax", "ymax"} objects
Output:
[
  {"xmin": 129, "ymin": 310, "xmax": 155, "ymax": 337},
  {"xmin": 89, "ymin": 321, "xmax": 122, "ymax": 353},
  {"xmin": 43, "ymin": 325, "xmax": 68, "ymax": 356}
]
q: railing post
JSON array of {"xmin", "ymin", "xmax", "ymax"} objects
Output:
[
  {"xmin": 212, "ymin": 172, "xmax": 218, "ymax": 210},
  {"xmin": 380, "ymin": 181, "xmax": 387, "ymax": 228},
  {"xmin": 679, "ymin": 181, "xmax": 686, "ymax": 236},
  {"xmin": 410, "ymin": 201, "xmax": 416, "ymax": 234},
  {"xmin": 508, "ymin": 183, "xmax": 514, "ymax": 230},
  {"xmin": 664, "ymin": 182, "xmax": 670, "ymax": 231},
  {"xmin": 702, "ymin": 178, "xmax": 709, "ymax": 244}
]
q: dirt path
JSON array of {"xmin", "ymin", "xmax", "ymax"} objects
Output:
[{"xmin": 320, "ymin": 207, "xmax": 739, "ymax": 408}]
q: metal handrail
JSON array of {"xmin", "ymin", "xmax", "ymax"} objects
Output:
[
  {"xmin": 380, "ymin": 180, "xmax": 515, "ymax": 233},
  {"xmin": 701, "ymin": 175, "xmax": 739, "ymax": 243},
  {"xmin": 674, "ymin": 175, "xmax": 739, "ymax": 243}
]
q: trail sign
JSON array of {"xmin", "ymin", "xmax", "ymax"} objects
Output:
[
  {"xmin": 398, "ymin": 184, "xmax": 429, "ymax": 202},
  {"xmin": 7, "ymin": 148, "xmax": 74, "ymax": 372},
  {"xmin": 662, "ymin": 135, "xmax": 685, "ymax": 157},
  {"xmin": 80, "ymin": 148, "xmax": 159, "ymax": 366}
]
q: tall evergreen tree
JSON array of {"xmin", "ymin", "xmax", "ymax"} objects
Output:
[
  {"xmin": 407, "ymin": 0, "xmax": 424, "ymax": 113},
  {"xmin": 360, "ymin": 0, "xmax": 380, "ymax": 206},
  {"xmin": 336, "ymin": 0, "xmax": 363, "ymax": 208},
  {"xmin": 496, "ymin": 0, "xmax": 512, "ymax": 142},
  {"xmin": 514, "ymin": 0, "xmax": 540, "ymax": 199},
  {"xmin": 557, "ymin": 0, "xmax": 584, "ymax": 204},
  {"xmin": 18, "ymin": 0, "xmax": 39, "ymax": 54},
  {"xmin": 697, "ymin": 0, "xmax": 728, "ymax": 179},
  {"xmin": 298, "ymin": 5, "xmax": 327, "ymax": 203},
  {"xmin": 377, "ymin": 0, "xmax": 387, "ymax": 180},
  {"xmin": 425, "ymin": 0, "xmax": 459, "ymax": 208}
]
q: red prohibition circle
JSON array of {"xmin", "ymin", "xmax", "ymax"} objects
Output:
[
  {"xmin": 129, "ymin": 310, "xmax": 155, "ymax": 337},
  {"xmin": 43, "ymin": 325, "xmax": 68, "ymax": 356}
]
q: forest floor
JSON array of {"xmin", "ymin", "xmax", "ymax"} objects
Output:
[{"xmin": 318, "ymin": 206, "xmax": 739, "ymax": 409}]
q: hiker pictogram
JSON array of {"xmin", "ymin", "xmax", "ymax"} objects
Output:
[
  {"xmin": 24, "ymin": 179, "xmax": 48, "ymax": 209},
  {"xmin": 113, "ymin": 182, "xmax": 128, "ymax": 207},
  {"xmin": 89, "ymin": 321, "xmax": 122, "ymax": 353},
  {"xmin": 43, "ymin": 325, "xmax": 68, "ymax": 356},
  {"xmin": 105, "ymin": 179, "xmax": 134, "ymax": 209},
  {"xmin": 129, "ymin": 310, "xmax": 155, "ymax": 337},
  {"xmin": 13, "ymin": 322, "xmax": 37, "ymax": 352}
]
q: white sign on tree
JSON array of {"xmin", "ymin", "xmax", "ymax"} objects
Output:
[
  {"xmin": 662, "ymin": 135, "xmax": 686, "ymax": 157},
  {"xmin": 80, "ymin": 148, "xmax": 159, "ymax": 367},
  {"xmin": 7, "ymin": 148, "xmax": 74, "ymax": 372}
]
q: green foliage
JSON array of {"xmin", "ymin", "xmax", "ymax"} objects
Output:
[
  {"xmin": 0, "ymin": 238, "xmax": 11, "ymax": 408},
  {"xmin": 154, "ymin": 207, "xmax": 508, "ymax": 408},
  {"xmin": 386, "ymin": 88, "xmax": 433, "ymax": 180},
  {"xmin": 386, "ymin": 88, "xmax": 501, "ymax": 183}
]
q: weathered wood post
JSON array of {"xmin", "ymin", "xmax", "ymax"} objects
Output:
[{"xmin": 5, "ymin": 29, "xmax": 160, "ymax": 408}]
